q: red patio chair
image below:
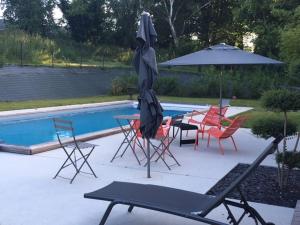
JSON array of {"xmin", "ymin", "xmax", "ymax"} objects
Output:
[
  {"xmin": 188, "ymin": 106, "xmax": 228, "ymax": 148},
  {"xmin": 132, "ymin": 117, "xmax": 172, "ymax": 154},
  {"xmin": 206, "ymin": 116, "xmax": 247, "ymax": 155}
]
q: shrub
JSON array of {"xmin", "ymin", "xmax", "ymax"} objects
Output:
[
  {"xmin": 251, "ymin": 116, "xmax": 297, "ymax": 139},
  {"xmin": 116, "ymin": 50, "xmax": 134, "ymax": 65},
  {"xmin": 276, "ymin": 151, "xmax": 300, "ymax": 169},
  {"xmin": 261, "ymin": 89, "xmax": 300, "ymax": 112},
  {"xmin": 111, "ymin": 75, "xmax": 138, "ymax": 95},
  {"xmin": 154, "ymin": 77, "xmax": 180, "ymax": 96}
]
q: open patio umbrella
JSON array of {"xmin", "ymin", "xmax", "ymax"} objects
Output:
[
  {"xmin": 160, "ymin": 43, "xmax": 284, "ymax": 112},
  {"xmin": 134, "ymin": 12, "xmax": 163, "ymax": 178}
]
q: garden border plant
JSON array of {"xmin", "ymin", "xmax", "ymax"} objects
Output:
[{"xmin": 251, "ymin": 89, "xmax": 300, "ymax": 189}]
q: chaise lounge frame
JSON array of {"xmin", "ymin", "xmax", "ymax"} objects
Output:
[{"xmin": 84, "ymin": 136, "xmax": 282, "ymax": 225}]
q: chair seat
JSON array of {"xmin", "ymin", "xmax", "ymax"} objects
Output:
[
  {"xmin": 85, "ymin": 181, "xmax": 217, "ymax": 216},
  {"xmin": 64, "ymin": 141, "xmax": 97, "ymax": 149},
  {"xmin": 207, "ymin": 127, "xmax": 223, "ymax": 138},
  {"xmin": 176, "ymin": 123, "xmax": 198, "ymax": 131}
]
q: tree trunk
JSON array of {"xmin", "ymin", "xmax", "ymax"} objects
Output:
[
  {"xmin": 279, "ymin": 111, "xmax": 288, "ymax": 189},
  {"xmin": 162, "ymin": 0, "xmax": 179, "ymax": 48},
  {"xmin": 168, "ymin": 18, "xmax": 179, "ymax": 47}
]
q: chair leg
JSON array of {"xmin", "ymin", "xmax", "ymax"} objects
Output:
[
  {"xmin": 133, "ymin": 137, "xmax": 136, "ymax": 151},
  {"xmin": 128, "ymin": 205, "xmax": 134, "ymax": 213},
  {"xmin": 53, "ymin": 147, "xmax": 77, "ymax": 179},
  {"xmin": 180, "ymin": 129, "xmax": 182, "ymax": 147},
  {"xmin": 202, "ymin": 124, "xmax": 206, "ymax": 139},
  {"xmin": 99, "ymin": 202, "xmax": 117, "ymax": 225},
  {"xmin": 218, "ymin": 139, "xmax": 224, "ymax": 155},
  {"xmin": 231, "ymin": 136, "xmax": 238, "ymax": 151},
  {"xmin": 207, "ymin": 134, "xmax": 211, "ymax": 147},
  {"xmin": 186, "ymin": 122, "xmax": 189, "ymax": 137},
  {"xmin": 194, "ymin": 130, "xmax": 199, "ymax": 150}
]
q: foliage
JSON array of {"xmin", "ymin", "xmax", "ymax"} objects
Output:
[
  {"xmin": 3, "ymin": 0, "xmax": 56, "ymax": 36},
  {"xmin": 276, "ymin": 151, "xmax": 300, "ymax": 169},
  {"xmin": 154, "ymin": 77, "xmax": 180, "ymax": 96},
  {"xmin": 280, "ymin": 6, "xmax": 300, "ymax": 84},
  {"xmin": 261, "ymin": 90, "xmax": 300, "ymax": 112},
  {"xmin": 1, "ymin": 0, "xmax": 300, "ymax": 90},
  {"xmin": 59, "ymin": 0, "xmax": 112, "ymax": 44},
  {"xmin": 111, "ymin": 75, "xmax": 138, "ymax": 95},
  {"xmin": 251, "ymin": 116, "xmax": 297, "ymax": 139},
  {"xmin": 253, "ymin": 88, "xmax": 300, "ymax": 189},
  {"xmin": 0, "ymin": 28, "xmax": 135, "ymax": 66},
  {"xmin": 106, "ymin": 0, "xmax": 140, "ymax": 48}
]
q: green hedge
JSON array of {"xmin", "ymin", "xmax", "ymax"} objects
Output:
[{"xmin": 110, "ymin": 67, "xmax": 283, "ymax": 99}]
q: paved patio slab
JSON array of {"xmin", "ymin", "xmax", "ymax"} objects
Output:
[{"xmin": 0, "ymin": 125, "xmax": 294, "ymax": 225}]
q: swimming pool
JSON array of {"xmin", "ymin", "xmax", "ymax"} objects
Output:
[{"xmin": 0, "ymin": 102, "xmax": 208, "ymax": 154}]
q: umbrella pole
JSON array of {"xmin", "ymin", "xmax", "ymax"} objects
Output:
[{"xmin": 147, "ymin": 138, "xmax": 151, "ymax": 178}]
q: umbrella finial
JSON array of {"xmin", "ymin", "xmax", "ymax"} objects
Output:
[{"xmin": 141, "ymin": 11, "xmax": 150, "ymax": 16}]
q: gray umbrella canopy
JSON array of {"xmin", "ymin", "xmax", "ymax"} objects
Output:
[
  {"xmin": 134, "ymin": 12, "xmax": 163, "ymax": 139},
  {"xmin": 160, "ymin": 43, "xmax": 284, "ymax": 66},
  {"xmin": 160, "ymin": 43, "xmax": 284, "ymax": 110}
]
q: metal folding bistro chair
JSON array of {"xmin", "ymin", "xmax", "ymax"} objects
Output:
[
  {"xmin": 146, "ymin": 117, "xmax": 181, "ymax": 170},
  {"xmin": 53, "ymin": 118, "xmax": 97, "ymax": 184}
]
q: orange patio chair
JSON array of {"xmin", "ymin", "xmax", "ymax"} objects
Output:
[
  {"xmin": 133, "ymin": 117, "xmax": 172, "ymax": 155},
  {"xmin": 206, "ymin": 116, "xmax": 247, "ymax": 155},
  {"xmin": 188, "ymin": 106, "xmax": 228, "ymax": 148}
]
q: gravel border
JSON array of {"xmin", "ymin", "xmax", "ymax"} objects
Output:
[{"xmin": 206, "ymin": 163, "xmax": 300, "ymax": 208}]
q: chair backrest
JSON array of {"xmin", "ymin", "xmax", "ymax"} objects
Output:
[
  {"xmin": 156, "ymin": 117, "xmax": 172, "ymax": 138},
  {"xmin": 132, "ymin": 119, "xmax": 142, "ymax": 137},
  {"xmin": 219, "ymin": 116, "xmax": 246, "ymax": 138},
  {"xmin": 170, "ymin": 114, "xmax": 184, "ymax": 125},
  {"xmin": 220, "ymin": 98, "xmax": 231, "ymax": 108},
  {"xmin": 53, "ymin": 118, "xmax": 76, "ymax": 146},
  {"xmin": 203, "ymin": 106, "xmax": 228, "ymax": 124},
  {"xmin": 201, "ymin": 135, "xmax": 283, "ymax": 216}
]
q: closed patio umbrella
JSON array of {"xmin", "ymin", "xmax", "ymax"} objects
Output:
[
  {"xmin": 134, "ymin": 12, "xmax": 163, "ymax": 178},
  {"xmin": 160, "ymin": 43, "xmax": 284, "ymax": 112}
]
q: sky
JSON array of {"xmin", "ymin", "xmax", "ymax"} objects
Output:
[{"xmin": 0, "ymin": 5, "xmax": 63, "ymax": 22}]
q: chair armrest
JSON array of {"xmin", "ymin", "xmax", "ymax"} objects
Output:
[
  {"xmin": 188, "ymin": 118, "xmax": 201, "ymax": 124},
  {"xmin": 221, "ymin": 117, "xmax": 233, "ymax": 124},
  {"xmin": 190, "ymin": 110, "xmax": 206, "ymax": 119}
]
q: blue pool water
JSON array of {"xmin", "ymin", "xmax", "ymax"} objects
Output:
[{"xmin": 0, "ymin": 105, "xmax": 185, "ymax": 146}]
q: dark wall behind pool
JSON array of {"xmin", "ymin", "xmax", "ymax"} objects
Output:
[{"xmin": 0, "ymin": 66, "xmax": 200, "ymax": 101}]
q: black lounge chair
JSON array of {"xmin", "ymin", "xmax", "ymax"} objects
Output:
[{"xmin": 84, "ymin": 136, "xmax": 282, "ymax": 225}]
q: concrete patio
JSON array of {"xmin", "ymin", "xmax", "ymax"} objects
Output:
[{"xmin": 0, "ymin": 108, "xmax": 295, "ymax": 225}]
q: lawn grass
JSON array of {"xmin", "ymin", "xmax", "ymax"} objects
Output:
[
  {"xmin": 0, "ymin": 95, "xmax": 299, "ymax": 129},
  {"xmin": 0, "ymin": 96, "xmax": 129, "ymax": 111}
]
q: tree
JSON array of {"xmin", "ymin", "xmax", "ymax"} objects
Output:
[
  {"xmin": 107, "ymin": 0, "xmax": 140, "ymax": 48},
  {"xmin": 280, "ymin": 6, "xmax": 300, "ymax": 85},
  {"xmin": 190, "ymin": 0, "xmax": 245, "ymax": 47},
  {"xmin": 59, "ymin": 0, "xmax": 112, "ymax": 44},
  {"xmin": 150, "ymin": 0, "xmax": 211, "ymax": 48},
  {"xmin": 238, "ymin": 0, "xmax": 299, "ymax": 58},
  {"xmin": 3, "ymin": 0, "xmax": 56, "ymax": 36},
  {"xmin": 252, "ymin": 89, "xmax": 300, "ymax": 188}
]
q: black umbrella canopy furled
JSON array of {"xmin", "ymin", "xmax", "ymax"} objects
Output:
[
  {"xmin": 160, "ymin": 43, "xmax": 284, "ymax": 66},
  {"xmin": 134, "ymin": 12, "xmax": 163, "ymax": 178},
  {"xmin": 134, "ymin": 12, "xmax": 163, "ymax": 139}
]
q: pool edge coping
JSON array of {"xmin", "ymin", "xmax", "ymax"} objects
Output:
[
  {"xmin": 0, "ymin": 126, "xmax": 127, "ymax": 155},
  {"xmin": 0, "ymin": 100, "xmax": 134, "ymax": 118}
]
